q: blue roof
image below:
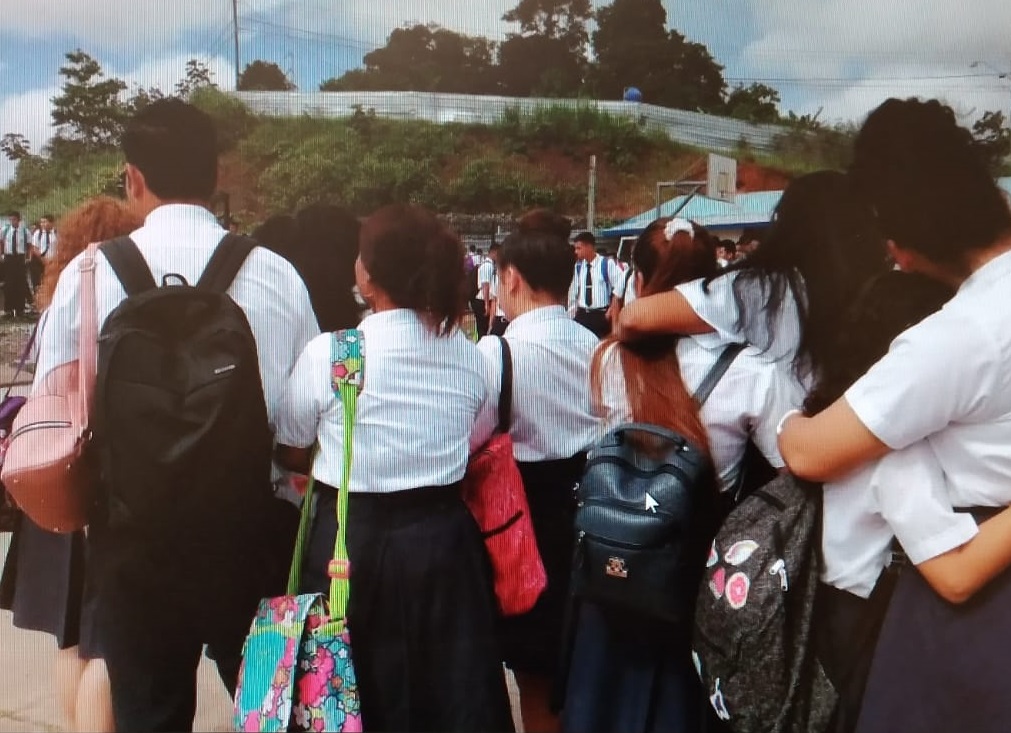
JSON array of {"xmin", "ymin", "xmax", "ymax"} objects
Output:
[
  {"xmin": 603, "ymin": 177, "xmax": 1011, "ymax": 239},
  {"xmin": 600, "ymin": 190, "xmax": 783, "ymax": 238}
]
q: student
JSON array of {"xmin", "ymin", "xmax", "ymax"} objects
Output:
[
  {"xmin": 561, "ymin": 217, "xmax": 796, "ymax": 733},
  {"xmin": 1, "ymin": 210, "xmax": 31, "ymax": 318},
  {"xmin": 474, "ymin": 243, "xmax": 498, "ymax": 336},
  {"xmin": 778, "ymin": 98, "xmax": 1011, "ymax": 733},
  {"xmin": 475, "ymin": 210, "xmax": 599, "ymax": 733},
  {"xmin": 1, "ymin": 197, "xmax": 142, "ymax": 733},
  {"xmin": 568, "ymin": 231, "xmax": 622, "ymax": 338},
  {"xmin": 617, "ymin": 171, "xmax": 890, "ymax": 388},
  {"xmin": 276, "ymin": 204, "xmax": 514, "ymax": 733},
  {"xmin": 33, "ymin": 99, "xmax": 319, "ymax": 732}
]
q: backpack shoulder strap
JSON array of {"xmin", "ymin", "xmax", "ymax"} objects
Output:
[
  {"xmin": 497, "ymin": 336, "xmax": 513, "ymax": 432},
  {"xmin": 100, "ymin": 236, "xmax": 157, "ymax": 296},
  {"xmin": 693, "ymin": 343, "xmax": 746, "ymax": 406},
  {"xmin": 197, "ymin": 234, "xmax": 257, "ymax": 294}
]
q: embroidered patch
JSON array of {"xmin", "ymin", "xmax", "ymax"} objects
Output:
[
  {"xmin": 726, "ymin": 572, "xmax": 751, "ymax": 610},
  {"xmin": 710, "ymin": 678, "xmax": 731, "ymax": 721},
  {"xmin": 709, "ymin": 566, "xmax": 727, "ymax": 599},
  {"xmin": 706, "ymin": 541, "xmax": 719, "ymax": 568},
  {"xmin": 725, "ymin": 540, "xmax": 759, "ymax": 566}
]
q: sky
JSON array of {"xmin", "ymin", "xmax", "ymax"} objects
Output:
[{"xmin": 1, "ymin": 0, "xmax": 1010, "ymax": 183}]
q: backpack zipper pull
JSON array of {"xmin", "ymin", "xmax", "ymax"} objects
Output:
[{"xmin": 769, "ymin": 558, "xmax": 788, "ymax": 591}]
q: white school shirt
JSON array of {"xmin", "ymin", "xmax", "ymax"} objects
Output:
[
  {"xmin": 474, "ymin": 305, "xmax": 600, "ymax": 463},
  {"xmin": 32, "ymin": 228, "xmax": 57, "ymax": 257},
  {"xmin": 821, "ymin": 442, "xmax": 978, "ymax": 599},
  {"xmin": 614, "ymin": 268, "xmax": 638, "ymax": 306},
  {"xmin": 569, "ymin": 255, "xmax": 622, "ymax": 311},
  {"xmin": 845, "ymin": 249, "xmax": 1011, "ymax": 509},
  {"xmin": 490, "ymin": 272, "xmax": 505, "ymax": 318},
  {"xmin": 676, "ymin": 272, "xmax": 807, "ymax": 379},
  {"xmin": 476, "ymin": 259, "xmax": 495, "ymax": 300},
  {"xmin": 596, "ymin": 339, "xmax": 800, "ymax": 490},
  {"xmin": 35, "ymin": 204, "xmax": 319, "ymax": 437},
  {"xmin": 1, "ymin": 224, "xmax": 30, "ymax": 255},
  {"xmin": 277, "ymin": 310, "xmax": 494, "ymax": 492}
]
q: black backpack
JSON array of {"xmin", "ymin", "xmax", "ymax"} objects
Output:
[
  {"xmin": 92, "ymin": 235, "xmax": 275, "ymax": 570},
  {"xmin": 570, "ymin": 344, "xmax": 744, "ymax": 624},
  {"xmin": 692, "ymin": 474, "xmax": 837, "ymax": 733}
]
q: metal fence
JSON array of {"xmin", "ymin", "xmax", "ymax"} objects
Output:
[{"xmin": 230, "ymin": 91, "xmax": 785, "ymax": 154}]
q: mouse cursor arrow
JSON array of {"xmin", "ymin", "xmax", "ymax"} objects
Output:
[{"xmin": 645, "ymin": 493, "xmax": 659, "ymax": 513}]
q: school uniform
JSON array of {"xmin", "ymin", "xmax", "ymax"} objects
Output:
[
  {"xmin": 35, "ymin": 204, "xmax": 319, "ymax": 732},
  {"xmin": 476, "ymin": 306, "xmax": 599, "ymax": 677},
  {"xmin": 472, "ymin": 258, "xmax": 495, "ymax": 336},
  {"xmin": 839, "ymin": 250, "xmax": 1011, "ymax": 733},
  {"xmin": 817, "ymin": 443, "xmax": 977, "ymax": 733},
  {"xmin": 0, "ymin": 223, "xmax": 31, "ymax": 316},
  {"xmin": 488, "ymin": 271, "xmax": 509, "ymax": 336},
  {"xmin": 29, "ymin": 228, "xmax": 56, "ymax": 295},
  {"xmin": 562, "ymin": 338, "xmax": 797, "ymax": 733},
  {"xmin": 568, "ymin": 255, "xmax": 621, "ymax": 338},
  {"xmin": 277, "ymin": 310, "xmax": 514, "ymax": 733}
]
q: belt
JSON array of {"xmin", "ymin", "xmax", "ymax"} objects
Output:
[{"xmin": 577, "ymin": 307, "xmax": 609, "ymax": 314}]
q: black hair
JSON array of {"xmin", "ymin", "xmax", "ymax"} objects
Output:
[
  {"xmin": 122, "ymin": 98, "xmax": 217, "ymax": 201},
  {"xmin": 251, "ymin": 214, "xmax": 297, "ymax": 260},
  {"xmin": 469, "ymin": 245, "xmax": 476, "ymax": 253},
  {"xmin": 488, "ymin": 242, "xmax": 502, "ymax": 253},
  {"xmin": 498, "ymin": 229, "xmax": 575, "ymax": 301},
  {"xmin": 574, "ymin": 231, "xmax": 596, "ymax": 245},
  {"xmin": 291, "ymin": 203, "xmax": 362, "ymax": 332},
  {"xmin": 805, "ymin": 271, "xmax": 953, "ymax": 414},
  {"xmin": 359, "ymin": 204, "xmax": 466, "ymax": 336},
  {"xmin": 852, "ymin": 98, "xmax": 1011, "ymax": 269},
  {"xmin": 41, "ymin": 213, "xmax": 54, "ymax": 222},
  {"xmin": 518, "ymin": 209, "xmax": 573, "ymax": 241},
  {"xmin": 7, "ymin": 211, "xmax": 20, "ymax": 219},
  {"xmin": 704, "ymin": 170, "xmax": 889, "ymax": 381}
]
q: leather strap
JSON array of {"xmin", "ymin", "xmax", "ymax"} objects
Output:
[
  {"xmin": 77, "ymin": 243, "xmax": 100, "ymax": 431},
  {"xmin": 497, "ymin": 336, "xmax": 513, "ymax": 432},
  {"xmin": 693, "ymin": 343, "xmax": 745, "ymax": 406}
]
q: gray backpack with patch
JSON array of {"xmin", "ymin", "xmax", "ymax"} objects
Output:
[{"xmin": 692, "ymin": 473, "xmax": 837, "ymax": 733}]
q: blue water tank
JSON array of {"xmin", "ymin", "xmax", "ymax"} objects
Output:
[{"xmin": 623, "ymin": 86, "xmax": 643, "ymax": 102}]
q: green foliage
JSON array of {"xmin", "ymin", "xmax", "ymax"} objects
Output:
[
  {"xmin": 321, "ymin": 24, "xmax": 498, "ymax": 94},
  {"xmin": 50, "ymin": 49, "xmax": 130, "ymax": 153},
  {"xmin": 972, "ymin": 110, "xmax": 1011, "ymax": 175},
  {"xmin": 724, "ymin": 83, "xmax": 781, "ymax": 124},
  {"xmin": 238, "ymin": 60, "xmax": 296, "ymax": 91},
  {"xmin": 766, "ymin": 121, "xmax": 857, "ymax": 173},
  {"xmin": 3, "ymin": 151, "xmax": 122, "ymax": 219},
  {"xmin": 190, "ymin": 87, "xmax": 258, "ymax": 152},
  {"xmin": 176, "ymin": 60, "xmax": 218, "ymax": 99}
]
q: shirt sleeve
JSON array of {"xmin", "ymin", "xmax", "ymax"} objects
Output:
[
  {"xmin": 748, "ymin": 361, "xmax": 806, "ymax": 469},
  {"xmin": 871, "ymin": 442, "xmax": 979, "ymax": 564},
  {"xmin": 595, "ymin": 343, "xmax": 632, "ymax": 432},
  {"xmin": 34, "ymin": 252, "xmax": 85, "ymax": 385},
  {"xmin": 275, "ymin": 338, "xmax": 327, "ymax": 450},
  {"xmin": 608, "ymin": 259, "xmax": 623, "ymax": 298},
  {"xmin": 844, "ymin": 312, "xmax": 996, "ymax": 450}
]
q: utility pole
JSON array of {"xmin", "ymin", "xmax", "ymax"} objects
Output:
[
  {"xmin": 587, "ymin": 155, "xmax": 597, "ymax": 232},
  {"xmin": 232, "ymin": 0, "xmax": 241, "ymax": 89}
]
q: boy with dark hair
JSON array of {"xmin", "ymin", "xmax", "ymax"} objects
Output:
[
  {"xmin": 34, "ymin": 98, "xmax": 319, "ymax": 731},
  {"xmin": 1, "ymin": 210, "xmax": 31, "ymax": 317},
  {"xmin": 568, "ymin": 231, "xmax": 622, "ymax": 338}
]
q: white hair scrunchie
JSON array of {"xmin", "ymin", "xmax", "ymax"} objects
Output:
[{"xmin": 664, "ymin": 218, "xmax": 694, "ymax": 242}]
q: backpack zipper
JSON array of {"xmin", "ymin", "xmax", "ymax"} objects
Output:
[
  {"xmin": 580, "ymin": 496, "xmax": 676, "ymax": 520},
  {"xmin": 583, "ymin": 455, "xmax": 694, "ymax": 485},
  {"xmin": 9, "ymin": 420, "xmax": 73, "ymax": 441}
]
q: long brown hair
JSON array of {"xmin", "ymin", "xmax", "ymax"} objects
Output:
[
  {"xmin": 37, "ymin": 197, "xmax": 143, "ymax": 310},
  {"xmin": 591, "ymin": 218, "xmax": 718, "ymax": 455}
]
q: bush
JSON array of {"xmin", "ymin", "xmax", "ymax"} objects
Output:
[{"xmin": 191, "ymin": 88, "xmax": 259, "ymax": 152}]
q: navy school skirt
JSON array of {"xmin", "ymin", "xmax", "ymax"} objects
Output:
[
  {"xmin": 303, "ymin": 483, "xmax": 515, "ymax": 733},
  {"xmin": 0, "ymin": 513, "xmax": 99, "ymax": 656},
  {"xmin": 856, "ymin": 511, "xmax": 1008, "ymax": 733},
  {"xmin": 500, "ymin": 454, "xmax": 586, "ymax": 676}
]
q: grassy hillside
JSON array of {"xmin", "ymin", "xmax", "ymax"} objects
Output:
[{"xmin": 2, "ymin": 90, "xmax": 810, "ymax": 229}]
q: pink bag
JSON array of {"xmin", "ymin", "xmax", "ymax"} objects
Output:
[
  {"xmin": 461, "ymin": 337, "xmax": 547, "ymax": 616},
  {"xmin": 1, "ymin": 243, "xmax": 100, "ymax": 533}
]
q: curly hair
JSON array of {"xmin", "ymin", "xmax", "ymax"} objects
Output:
[{"xmin": 36, "ymin": 197, "xmax": 143, "ymax": 310}]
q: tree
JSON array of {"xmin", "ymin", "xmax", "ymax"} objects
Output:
[
  {"xmin": 498, "ymin": 0, "xmax": 593, "ymax": 96},
  {"xmin": 724, "ymin": 83, "xmax": 781, "ymax": 124},
  {"xmin": 588, "ymin": 0, "xmax": 726, "ymax": 111},
  {"xmin": 590, "ymin": 0, "xmax": 671, "ymax": 102},
  {"xmin": 320, "ymin": 24, "xmax": 497, "ymax": 94},
  {"xmin": 49, "ymin": 49, "xmax": 129, "ymax": 153},
  {"xmin": 0, "ymin": 134, "xmax": 32, "ymax": 162},
  {"xmin": 175, "ymin": 59, "xmax": 218, "ymax": 99},
  {"xmin": 237, "ymin": 61, "xmax": 296, "ymax": 91},
  {"xmin": 972, "ymin": 110, "xmax": 1011, "ymax": 174}
]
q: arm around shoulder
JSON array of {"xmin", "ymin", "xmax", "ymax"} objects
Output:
[{"xmin": 617, "ymin": 288, "xmax": 713, "ymax": 341}]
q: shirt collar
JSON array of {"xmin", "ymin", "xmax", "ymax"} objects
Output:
[
  {"xmin": 143, "ymin": 204, "xmax": 221, "ymax": 230},
  {"xmin": 360, "ymin": 308, "xmax": 423, "ymax": 330},
  {"xmin": 958, "ymin": 248, "xmax": 1011, "ymax": 293},
  {"xmin": 506, "ymin": 305, "xmax": 567, "ymax": 332}
]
